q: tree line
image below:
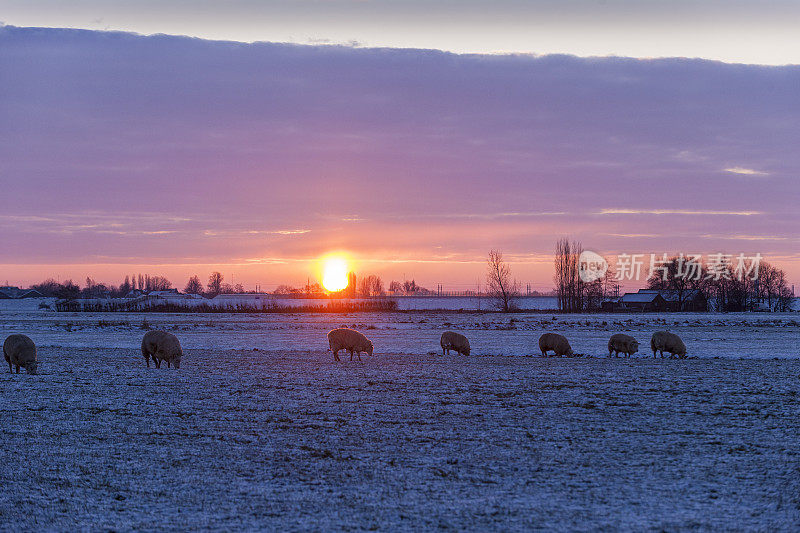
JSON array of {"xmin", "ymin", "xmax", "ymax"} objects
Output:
[
  {"xmin": 553, "ymin": 238, "xmax": 794, "ymax": 312},
  {"xmin": 24, "ymin": 272, "xmax": 435, "ymax": 300}
]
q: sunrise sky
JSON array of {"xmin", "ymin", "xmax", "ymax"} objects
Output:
[{"xmin": 1, "ymin": 1, "xmax": 798, "ymax": 291}]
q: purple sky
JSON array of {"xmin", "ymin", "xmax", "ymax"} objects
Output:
[{"xmin": 1, "ymin": 25, "xmax": 798, "ymax": 290}]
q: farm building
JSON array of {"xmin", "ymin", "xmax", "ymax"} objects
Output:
[
  {"xmin": 604, "ymin": 288, "xmax": 709, "ymax": 312},
  {"xmin": 619, "ymin": 291, "xmax": 669, "ymax": 311},
  {"xmin": 0, "ymin": 286, "xmax": 45, "ymax": 299},
  {"xmin": 635, "ymin": 289, "xmax": 708, "ymax": 312}
]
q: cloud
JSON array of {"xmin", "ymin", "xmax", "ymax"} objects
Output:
[
  {"xmin": 598, "ymin": 209, "xmax": 763, "ymax": 216},
  {"xmin": 0, "ymin": 26, "xmax": 798, "ymax": 284},
  {"xmin": 723, "ymin": 166, "xmax": 769, "ymax": 176}
]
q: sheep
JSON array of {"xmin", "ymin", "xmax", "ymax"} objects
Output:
[
  {"xmin": 440, "ymin": 331, "xmax": 471, "ymax": 356},
  {"xmin": 141, "ymin": 330, "xmax": 183, "ymax": 368},
  {"xmin": 538, "ymin": 333, "xmax": 573, "ymax": 357},
  {"xmin": 3, "ymin": 334, "xmax": 38, "ymax": 374},
  {"xmin": 608, "ymin": 333, "xmax": 639, "ymax": 357},
  {"xmin": 327, "ymin": 328, "xmax": 373, "ymax": 361},
  {"xmin": 650, "ymin": 331, "xmax": 687, "ymax": 359}
]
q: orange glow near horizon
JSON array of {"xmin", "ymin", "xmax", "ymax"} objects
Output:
[{"xmin": 321, "ymin": 256, "xmax": 349, "ymax": 292}]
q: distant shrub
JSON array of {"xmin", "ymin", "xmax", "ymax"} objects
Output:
[{"xmin": 57, "ymin": 299, "xmax": 398, "ymax": 314}]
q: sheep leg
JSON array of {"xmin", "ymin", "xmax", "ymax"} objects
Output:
[
  {"xmin": 15, "ymin": 365, "xmax": 20, "ymax": 373},
  {"xmin": 541, "ymin": 349, "xmax": 547, "ymax": 357},
  {"xmin": 356, "ymin": 350, "xmax": 362, "ymax": 362},
  {"xmin": 7, "ymin": 361, "xmax": 11, "ymax": 373},
  {"xmin": 349, "ymin": 349, "xmax": 354, "ymax": 361}
]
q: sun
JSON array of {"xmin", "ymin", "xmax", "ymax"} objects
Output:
[{"xmin": 322, "ymin": 257, "xmax": 349, "ymax": 292}]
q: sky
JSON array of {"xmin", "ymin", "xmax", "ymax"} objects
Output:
[
  {"xmin": 3, "ymin": 0, "xmax": 800, "ymax": 65},
  {"xmin": 0, "ymin": 4, "xmax": 798, "ymax": 291}
]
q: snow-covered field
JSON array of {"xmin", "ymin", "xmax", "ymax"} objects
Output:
[
  {"xmin": 2, "ymin": 303, "xmax": 800, "ymax": 529},
  {"xmin": 1, "ymin": 298, "xmax": 799, "ymax": 358}
]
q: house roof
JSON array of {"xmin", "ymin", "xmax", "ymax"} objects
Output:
[
  {"xmin": 0, "ymin": 287, "xmax": 44, "ymax": 298},
  {"xmin": 621, "ymin": 292, "xmax": 664, "ymax": 303},
  {"xmin": 637, "ymin": 288, "xmax": 704, "ymax": 301}
]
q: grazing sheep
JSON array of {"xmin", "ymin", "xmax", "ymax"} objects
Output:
[
  {"xmin": 327, "ymin": 328, "xmax": 373, "ymax": 361},
  {"xmin": 608, "ymin": 333, "xmax": 639, "ymax": 358},
  {"xmin": 538, "ymin": 333, "xmax": 573, "ymax": 357},
  {"xmin": 650, "ymin": 331, "xmax": 687, "ymax": 359},
  {"xmin": 3, "ymin": 334, "xmax": 38, "ymax": 374},
  {"xmin": 141, "ymin": 330, "xmax": 183, "ymax": 368},
  {"xmin": 440, "ymin": 331, "xmax": 471, "ymax": 356}
]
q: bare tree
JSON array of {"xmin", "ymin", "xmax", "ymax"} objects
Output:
[
  {"xmin": 184, "ymin": 275, "xmax": 203, "ymax": 294},
  {"xmin": 554, "ymin": 238, "xmax": 584, "ymax": 312},
  {"xmin": 358, "ymin": 274, "xmax": 385, "ymax": 297},
  {"xmin": 388, "ymin": 280, "xmax": 403, "ymax": 294},
  {"xmin": 486, "ymin": 250, "xmax": 520, "ymax": 312},
  {"xmin": 119, "ymin": 276, "xmax": 132, "ymax": 295},
  {"xmin": 207, "ymin": 272, "xmax": 223, "ymax": 297},
  {"xmin": 148, "ymin": 276, "xmax": 172, "ymax": 291},
  {"xmin": 646, "ymin": 256, "xmax": 710, "ymax": 310},
  {"xmin": 273, "ymin": 284, "xmax": 297, "ymax": 295},
  {"xmin": 403, "ymin": 279, "xmax": 420, "ymax": 294},
  {"xmin": 219, "ymin": 283, "xmax": 234, "ymax": 294}
]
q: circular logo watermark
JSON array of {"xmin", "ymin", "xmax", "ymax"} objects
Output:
[{"xmin": 579, "ymin": 250, "xmax": 608, "ymax": 282}]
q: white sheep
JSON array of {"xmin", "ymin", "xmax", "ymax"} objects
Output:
[
  {"xmin": 141, "ymin": 330, "xmax": 184, "ymax": 368},
  {"xmin": 3, "ymin": 334, "xmax": 38, "ymax": 374},
  {"xmin": 608, "ymin": 333, "xmax": 639, "ymax": 357},
  {"xmin": 650, "ymin": 331, "xmax": 687, "ymax": 359},
  {"xmin": 538, "ymin": 333, "xmax": 573, "ymax": 357},
  {"xmin": 440, "ymin": 331, "xmax": 471, "ymax": 356},
  {"xmin": 327, "ymin": 328, "xmax": 374, "ymax": 361}
]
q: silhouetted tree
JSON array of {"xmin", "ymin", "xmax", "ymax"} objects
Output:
[
  {"xmin": 645, "ymin": 256, "xmax": 710, "ymax": 310},
  {"xmin": 207, "ymin": 272, "xmax": 223, "ymax": 296},
  {"xmin": 273, "ymin": 284, "xmax": 298, "ymax": 295},
  {"xmin": 403, "ymin": 279, "xmax": 420, "ymax": 294},
  {"xmin": 554, "ymin": 238, "xmax": 584, "ymax": 312},
  {"xmin": 147, "ymin": 276, "xmax": 172, "ymax": 291},
  {"xmin": 55, "ymin": 280, "xmax": 80, "ymax": 300},
  {"xmin": 185, "ymin": 275, "xmax": 203, "ymax": 294},
  {"xmin": 119, "ymin": 276, "xmax": 132, "ymax": 295},
  {"xmin": 81, "ymin": 277, "xmax": 111, "ymax": 298},
  {"xmin": 358, "ymin": 275, "xmax": 385, "ymax": 297},
  {"xmin": 486, "ymin": 250, "xmax": 520, "ymax": 312},
  {"xmin": 30, "ymin": 279, "xmax": 62, "ymax": 297}
]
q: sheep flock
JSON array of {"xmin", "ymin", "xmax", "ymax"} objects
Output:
[{"xmin": 3, "ymin": 327, "xmax": 691, "ymax": 376}]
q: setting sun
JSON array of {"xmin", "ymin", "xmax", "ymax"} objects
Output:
[{"xmin": 322, "ymin": 257, "xmax": 349, "ymax": 292}]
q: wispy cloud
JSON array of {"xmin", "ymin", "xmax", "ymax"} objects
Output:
[
  {"xmin": 700, "ymin": 234, "xmax": 795, "ymax": 241},
  {"xmin": 598, "ymin": 209, "xmax": 763, "ymax": 216},
  {"xmin": 244, "ymin": 229, "xmax": 311, "ymax": 235},
  {"xmin": 724, "ymin": 167, "xmax": 769, "ymax": 176},
  {"xmin": 604, "ymin": 233, "xmax": 661, "ymax": 238}
]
